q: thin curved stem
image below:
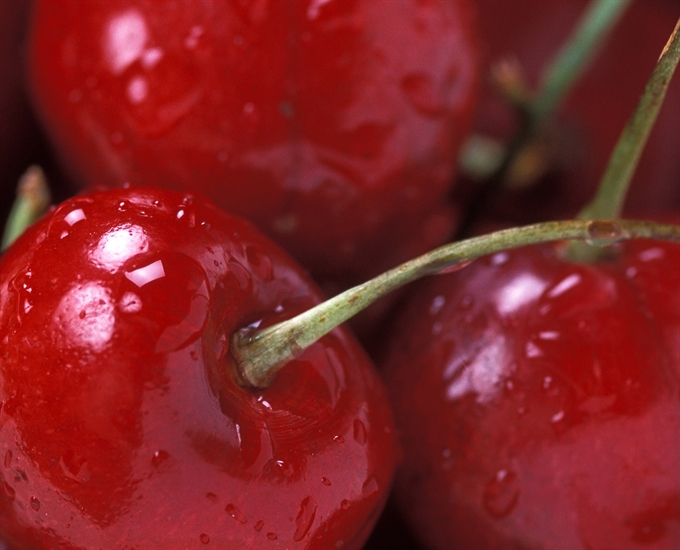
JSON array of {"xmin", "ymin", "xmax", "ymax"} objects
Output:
[
  {"xmin": 233, "ymin": 219, "xmax": 680, "ymax": 388},
  {"xmin": 578, "ymin": 17, "xmax": 680, "ymax": 221}
]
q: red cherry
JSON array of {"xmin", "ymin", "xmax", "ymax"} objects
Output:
[
  {"xmin": 0, "ymin": 187, "xmax": 397, "ymax": 549},
  {"xmin": 383, "ymin": 235, "xmax": 680, "ymax": 549},
  {"xmin": 27, "ymin": 0, "xmax": 480, "ymax": 286}
]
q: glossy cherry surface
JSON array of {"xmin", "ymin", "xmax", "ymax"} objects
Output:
[
  {"xmin": 383, "ymin": 236, "xmax": 680, "ymax": 549},
  {"xmin": 28, "ymin": 0, "xmax": 479, "ymax": 286},
  {"xmin": 0, "ymin": 187, "xmax": 398, "ymax": 549}
]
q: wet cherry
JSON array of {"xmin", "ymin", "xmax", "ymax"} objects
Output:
[
  {"xmin": 28, "ymin": 0, "xmax": 480, "ymax": 286},
  {"xmin": 0, "ymin": 187, "xmax": 397, "ymax": 549},
  {"xmin": 383, "ymin": 235, "xmax": 680, "ymax": 549}
]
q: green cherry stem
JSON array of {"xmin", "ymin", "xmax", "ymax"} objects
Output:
[
  {"xmin": 578, "ymin": 17, "xmax": 680, "ymax": 221},
  {"xmin": 531, "ymin": 0, "xmax": 632, "ymax": 125},
  {"xmin": 567, "ymin": 17, "xmax": 680, "ymax": 261},
  {"xmin": 1, "ymin": 166, "xmax": 51, "ymax": 252},
  {"xmin": 232, "ymin": 219, "xmax": 680, "ymax": 389},
  {"xmin": 458, "ymin": 0, "xmax": 631, "ymax": 230}
]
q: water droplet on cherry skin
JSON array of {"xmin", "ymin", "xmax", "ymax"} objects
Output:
[
  {"xmin": 293, "ymin": 496, "xmax": 318, "ymax": 542},
  {"xmin": 225, "ymin": 503, "xmax": 248, "ymax": 524},
  {"xmin": 482, "ymin": 469, "xmax": 520, "ymax": 519},
  {"xmin": 151, "ymin": 449, "xmax": 170, "ymax": 469},
  {"xmin": 30, "ymin": 496, "xmax": 41, "ymax": 511},
  {"xmin": 362, "ymin": 476, "xmax": 379, "ymax": 499},
  {"xmin": 353, "ymin": 418, "xmax": 367, "ymax": 445}
]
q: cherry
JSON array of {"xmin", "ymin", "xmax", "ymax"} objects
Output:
[
  {"xmin": 382, "ymin": 234, "xmax": 680, "ymax": 549},
  {"xmin": 27, "ymin": 0, "xmax": 480, "ymax": 287},
  {"xmin": 0, "ymin": 187, "xmax": 397, "ymax": 549}
]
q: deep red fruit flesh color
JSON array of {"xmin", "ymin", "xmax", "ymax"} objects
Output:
[
  {"xmin": 0, "ymin": 188, "xmax": 397, "ymax": 549},
  {"xmin": 28, "ymin": 0, "xmax": 479, "ymax": 285},
  {"xmin": 384, "ymin": 236, "xmax": 680, "ymax": 549}
]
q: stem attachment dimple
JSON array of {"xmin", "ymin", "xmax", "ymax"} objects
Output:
[{"xmin": 232, "ymin": 219, "xmax": 680, "ymax": 389}]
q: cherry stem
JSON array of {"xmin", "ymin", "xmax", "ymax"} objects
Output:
[
  {"xmin": 458, "ymin": 0, "xmax": 631, "ymax": 229},
  {"xmin": 233, "ymin": 219, "xmax": 680, "ymax": 389},
  {"xmin": 567, "ymin": 17, "xmax": 680, "ymax": 261},
  {"xmin": 1, "ymin": 166, "xmax": 51, "ymax": 252},
  {"xmin": 578, "ymin": 17, "xmax": 680, "ymax": 221},
  {"xmin": 530, "ymin": 0, "xmax": 631, "ymax": 125}
]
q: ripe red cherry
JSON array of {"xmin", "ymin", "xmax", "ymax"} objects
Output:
[
  {"xmin": 0, "ymin": 187, "xmax": 397, "ymax": 549},
  {"xmin": 383, "ymin": 236, "xmax": 680, "ymax": 549},
  {"xmin": 28, "ymin": 0, "xmax": 480, "ymax": 286}
]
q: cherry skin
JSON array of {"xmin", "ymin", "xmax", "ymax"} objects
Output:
[
  {"xmin": 382, "ymin": 236, "xmax": 680, "ymax": 549},
  {"xmin": 0, "ymin": 187, "xmax": 398, "ymax": 549},
  {"xmin": 27, "ymin": 0, "xmax": 480, "ymax": 287}
]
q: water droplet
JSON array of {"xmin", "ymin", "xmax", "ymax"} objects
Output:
[
  {"xmin": 340, "ymin": 500, "xmax": 350, "ymax": 510},
  {"xmin": 293, "ymin": 496, "xmax": 318, "ymax": 541},
  {"xmin": 525, "ymin": 341, "xmax": 543, "ymax": 358},
  {"xmin": 491, "ymin": 252, "xmax": 509, "ymax": 265},
  {"xmin": 254, "ymin": 520, "xmax": 264, "ymax": 532},
  {"xmin": 118, "ymin": 201, "xmax": 128, "ymax": 212},
  {"xmin": 175, "ymin": 207, "xmax": 196, "ymax": 228},
  {"xmin": 542, "ymin": 376, "xmax": 553, "ymax": 390},
  {"xmin": 321, "ymin": 477, "xmax": 332, "ymax": 486},
  {"xmin": 151, "ymin": 450, "xmax": 170, "ymax": 468},
  {"xmin": 4, "ymin": 450, "xmax": 12, "ymax": 468},
  {"xmin": 333, "ymin": 435, "xmax": 345, "ymax": 444},
  {"xmin": 3, "ymin": 482, "xmax": 16, "ymax": 502},
  {"xmin": 362, "ymin": 476, "xmax": 379, "ymax": 498},
  {"xmin": 429, "ymin": 295, "xmax": 446, "ymax": 315},
  {"xmin": 483, "ymin": 469, "xmax": 519, "ymax": 518},
  {"xmin": 30, "ymin": 497, "xmax": 40, "ymax": 511},
  {"xmin": 266, "ymin": 532, "xmax": 278, "ymax": 541},
  {"xmin": 205, "ymin": 492, "xmax": 218, "ymax": 503},
  {"xmin": 353, "ymin": 419, "xmax": 367, "ymax": 445},
  {"xmin": 225, "ymin": 503, "xmax": 248, "ymax": 524},
  {"xmin": 199, "ymin": 533, "xmax": 210, "ymax": 544},
  {"xmin": 551, "ymin": 410, "xmax": 565, "ymax": 423},
  {"xmin": 585, "ymin": 220, "xmax": 622, "ymax": 247},
  {"xmin": 190, "ymin": 350, "xmax": 199, "ymax": 361}
]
